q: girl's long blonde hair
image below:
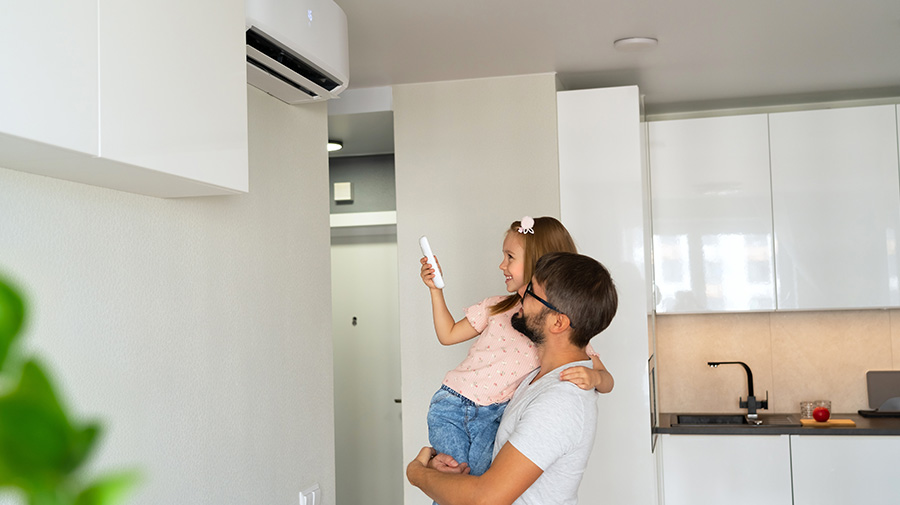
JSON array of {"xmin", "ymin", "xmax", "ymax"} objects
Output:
[{"xmin": 489, "ymin": 217, "xmax": 578, "ymax": 315}]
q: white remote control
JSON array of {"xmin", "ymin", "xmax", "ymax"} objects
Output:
[{"xmin": 419, "ymin": 236, "xmax": 445, "ymax": 289}]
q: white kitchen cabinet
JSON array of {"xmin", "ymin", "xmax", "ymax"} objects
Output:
[
  {"xmin": 558, "ymin": 86, "xmax": 658, "ymax": 505},
  {"xmin": 658, "ymin": 434, "xmax": 793, "ymax": 505},
  {"xmin": 649, "ymin": 115, "xmax": 775, "ymax": 313},
  {"xmin": 98, "ymin": 0, "xmax": 248, "ymax": 194},
  {"xmin": 0, "ymin": 0, "xmax": 99, "ymax": 155},
  {"xmin": 790, "ymin": 435, "xmax": 900, "ymax": 504},
  {"xmin": 769, "ymin": 105, "xmax": 900, "ymax": 310},
  {"xmin": 0, "ymin": 0, "xmax": 248, "ymax": 198}
]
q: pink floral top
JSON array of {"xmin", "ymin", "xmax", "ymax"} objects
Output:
[
  {"xmin": 442, "ymin": 296, "xmax": 600, "ymax": 406},
  {"xmin": 442, "ymin": 296, "xmax": 536, "ymax": 406}
]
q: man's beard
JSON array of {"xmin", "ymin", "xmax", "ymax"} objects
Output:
[{"xmin": 511, "ymin": 310, "xmax": 545, "ymax": 345}]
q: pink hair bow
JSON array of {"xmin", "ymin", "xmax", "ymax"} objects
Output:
[{"xmin": 517, "ymin": 216, "xmax": 535, "ymax": 234}]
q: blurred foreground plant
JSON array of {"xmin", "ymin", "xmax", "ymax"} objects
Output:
[{"xmin": 0, "ymin": 277, "xmax": 137, "ymax": 505}]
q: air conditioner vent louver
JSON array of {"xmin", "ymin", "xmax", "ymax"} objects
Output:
[
  {"xmin": 245, "ymin": 0, "xmax": 348, "ymax": 105},
  {"xmin": 246, "ymin": 28, "xmax": 340, "ymax": 92},
  {"xmin": 247, "ymin": 55, "xmax": 317, "ymax": 98}
]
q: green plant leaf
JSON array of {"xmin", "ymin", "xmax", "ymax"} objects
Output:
[
  {"xmin": 0, "ymin": 361, "xmax": 100, "ymax": 488},
  {"xmin": 25, "ymin": 485, "xmax": 67, "ymax": 505},
  {"xmin": 0, "ymin": 276, "xmax": 137, "ymax": 505},
  {"xmin": 74, "ymin": 472, "xmax": 140, "ymax": 505},
  {"xmin": 0, "ymin": 277, "xmax": 25, "ymax": 371}
]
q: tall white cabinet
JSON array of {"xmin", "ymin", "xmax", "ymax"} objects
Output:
[
  {"xmin": 769, "ymin": 105, "xmax": 900, "ymax": 310},
  {"xmin": 0, "ymin": 0, "xmax": 249, "ymax": 198},
  {"xmin": 558, "ymin": 86, "xmax": 658, "ymax": 505},
  {"xmin": 649, "ymin": 114, "xmax": 776, "ymax": 313}
]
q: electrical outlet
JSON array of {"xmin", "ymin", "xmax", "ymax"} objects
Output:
[{"xmin": 299, "ymin": 484, "xmax": 319, "ymax": 505}]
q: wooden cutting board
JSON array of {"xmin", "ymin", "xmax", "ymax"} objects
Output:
[{"xmin": 800, "ymin": 418, "xmax": 856, "ymax": 427}]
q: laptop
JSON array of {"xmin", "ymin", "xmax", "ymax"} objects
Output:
[{"xmin": 858, "ymin": 370, "xmax": 900, "ymax": 417}]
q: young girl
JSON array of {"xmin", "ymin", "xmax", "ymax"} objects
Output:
[{"xmin": 419, "ymin": 216, "xmax": 614, "ymax": 477}]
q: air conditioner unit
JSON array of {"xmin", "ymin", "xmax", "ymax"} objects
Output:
[{"xmin": 245, "ymin": 0, "xmax": 349, "ymax": 105}]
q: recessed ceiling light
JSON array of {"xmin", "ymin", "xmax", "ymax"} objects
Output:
[
  {"xmin": 327, "ymin": 140, "xmax": 343, "ymax": 152},
  {"xmin": 613, "ymin": 37, "xmax": 658, "ymax": 52}
]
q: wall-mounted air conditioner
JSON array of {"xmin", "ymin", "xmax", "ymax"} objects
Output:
[{"xmin": 246, "ymin": 0, "xmax": 349, "ymax": 104}]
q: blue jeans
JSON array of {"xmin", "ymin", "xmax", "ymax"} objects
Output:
[{"xmin": 427, "ymin": 385, "xmax": 508, "ymax": 477}]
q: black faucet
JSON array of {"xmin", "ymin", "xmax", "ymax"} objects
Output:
[{"xmin": 708, "ymin": 361, "xmax": 768, "ymax": 419}]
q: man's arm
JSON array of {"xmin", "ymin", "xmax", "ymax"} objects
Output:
[{"xmin": 407, "ymin": 443, "xmax": 543, "ymax": 505}]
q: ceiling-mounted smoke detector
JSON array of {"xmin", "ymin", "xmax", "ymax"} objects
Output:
[{"xmin": 613, "ymin": 37, "xmax": 659, "ymax": 52}]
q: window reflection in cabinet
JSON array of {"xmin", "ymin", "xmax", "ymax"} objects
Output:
[{"xmin": 650, "ymin": 114, "xmax": 775, "ymax": 313}]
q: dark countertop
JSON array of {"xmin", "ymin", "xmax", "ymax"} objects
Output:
[{"xmin": 656, "ymin": 413, "xmax": 900, "ymax": 436}]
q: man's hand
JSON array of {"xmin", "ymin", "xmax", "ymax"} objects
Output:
[
  {"xmin": 430, "ymin": 453, "xmax": 470, "ymax": 474},
  {"xmin": 408, "ymin": 447, "xmax": 470, "ymax": 476},
  {"xmin": 407, "ymin": 447, "xmax": 434, "ymax": 486},
  {"xmin": 416, "ymin": 446, "xmax": 436, "ymax": 465},
  {"xmin": 408, "ymin": 443, "xmax": 542, "ymax": 505}
]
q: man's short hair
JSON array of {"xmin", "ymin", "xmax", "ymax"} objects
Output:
[{"xmin": 533, "ymin": 252, "xmax": 618, "ymax": 348}]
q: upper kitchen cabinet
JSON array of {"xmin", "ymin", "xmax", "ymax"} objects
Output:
[
  {"xmin": 649, "ymin": 114, "xmax": 775, "ymax": 313},
  {"xmin": 97, "ymin": 0, "xmax": 248, "ymax": 195},
  {"xmin": 0, "ymin": 0, "xmax": 248, "ymax": 198},
  {"xmin": 0, "ymin": 0, "xmax": 99, "ymax": 155},
  {"xmin": 769, "ymin": 105, "xmax": 900, "ymax": 310}
]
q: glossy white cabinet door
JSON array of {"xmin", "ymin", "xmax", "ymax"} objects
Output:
[
  {"xmin": 1, "ymin": 1, "xmax": 248, "ymax": 197},
  {"xmin": 98, "ymin": 0, "xmax": 249, "ymax": 193},
  {"xmin": 0, "ymin": 0, "xmax": 98, "ymax": 154},
  {"xmin": 790, "ymin": 435, "xmax": 900, "ymax": 504},
  {"xmin": 770, "ymin": 105, "xmax": 900, "ymax": 310},
  {"xmin": 558, "ymin": 86, "xmax": 658, "ymax": 505},
  {"xmin": 649, "ymin": 115, "xmax": 775, "ymax": 313},
  {"xmin": 659, "ymin": 434, "xmax": 793, "ymax": 505}
]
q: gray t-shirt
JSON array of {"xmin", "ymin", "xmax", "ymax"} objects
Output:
[{"xmin": 493, "ymin": 360, "xmax": 599, "ymax": 505}]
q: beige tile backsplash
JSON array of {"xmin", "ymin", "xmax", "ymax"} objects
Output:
[{"xmin": 656, "ymin": 310, "xmax": 900, "ymax": 415}]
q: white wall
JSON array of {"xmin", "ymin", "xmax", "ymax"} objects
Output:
[
  {"xmin": 392, "ymin": 73, "xmax": 562, "ymax": 505},
  {"xmin": 0, "ymin": 87, "xmax": 335, "ymax": 505}
]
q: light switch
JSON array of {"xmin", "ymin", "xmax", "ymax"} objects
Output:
[
  {"xmin": 333, "ymin": 182, "xmax": 353, "ymax": 202},
  {"xmin": 299, "ymin": 483, "xmax": 319, "ymax": 505}
]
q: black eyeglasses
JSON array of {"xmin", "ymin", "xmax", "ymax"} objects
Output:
[{"xmin": 524, "ymin": 281, "xmax": 574, "ymax": 328}]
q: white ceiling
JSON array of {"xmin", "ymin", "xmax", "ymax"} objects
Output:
[{"xmin": 328, "ymin": 0, "xmax": 900, "ymax": 156}]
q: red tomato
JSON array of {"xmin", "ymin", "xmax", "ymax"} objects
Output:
[{"xmin": 813, "ymin": 407, "xmax": 830, "ymax": 422}]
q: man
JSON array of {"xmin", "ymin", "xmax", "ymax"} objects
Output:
[{"xmin": 407, "ymin": 252, "xmax": 618, "ymax": 505}]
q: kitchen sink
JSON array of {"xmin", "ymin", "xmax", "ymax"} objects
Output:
[
  {"xmin": 673, "ymin": 413, "xmax": 801, "ymax": 427},
  {"xmin": 676, "ymin": 414, "xmax": 748, "ymax": 425}
]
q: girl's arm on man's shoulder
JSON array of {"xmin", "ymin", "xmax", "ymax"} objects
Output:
[{"xmin": 559, "ymin": 354, "xmax": 614, "ymax": 393}]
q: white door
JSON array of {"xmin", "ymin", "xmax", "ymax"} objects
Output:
[{"xmin": 331, "ymin": 231, "xmax": 403, "ymax": 505}]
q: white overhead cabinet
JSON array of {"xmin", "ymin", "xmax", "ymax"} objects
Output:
[
  {"xmin": 769, "ymin": 105, "xmax": 900, "ymax": 310},
  {"xmin": 0, "ymin": 0, "xmax": 99, "ymax": 155},
  {"xmin": 649, "ymin": 115, "xmax": 776, "ymax": 313},
  {"xmin": 0, "ymin": 0, "xmax": 248, "ymax": 198}
]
